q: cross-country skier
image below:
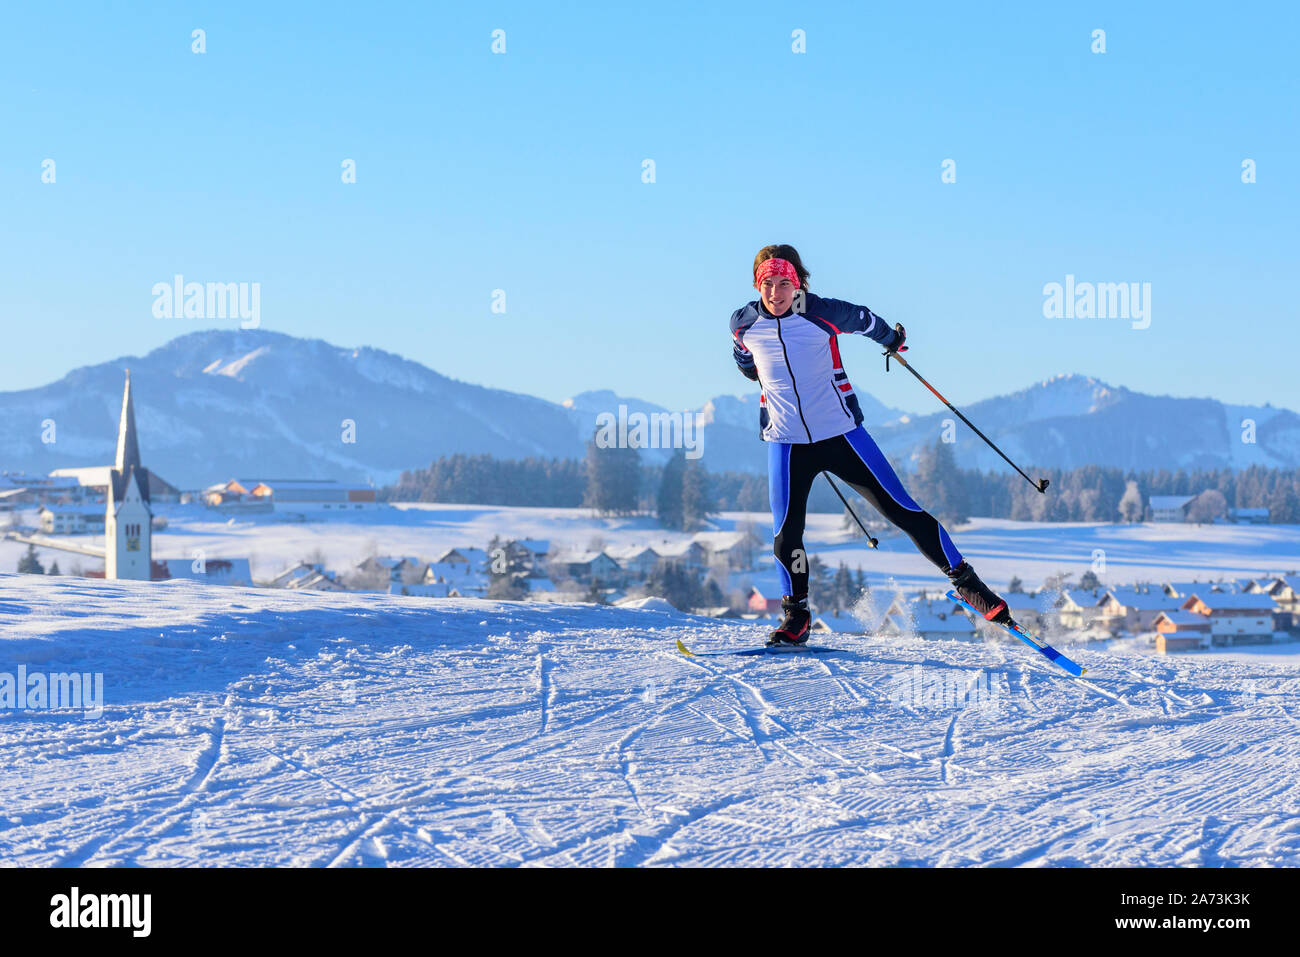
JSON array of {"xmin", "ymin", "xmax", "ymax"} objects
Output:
[{"xmin": 730, "ymin": 244, "xmax": 1012, "ymax": 646}]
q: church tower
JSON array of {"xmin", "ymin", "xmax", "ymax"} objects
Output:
[{"xmin": 105, "ymin": 370, "xmax": 153, "ymax": 580}]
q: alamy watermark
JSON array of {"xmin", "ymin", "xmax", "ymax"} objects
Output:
[
  {"xmin": 50, "ymin": 887, "xmax": 150, "ymax": 937},
  {"xmin": 1, "ymin": 666, "xmax": 104, "ymax": 720},
  {"xmin": 594, "ymin": 404, "xmax": 705, "ymax": 459},
  {"xmin": 152, "ymin": 274, "xmax": 260, "ymax": 328},
  {"xmin": 1042, "ymin": 274, "xmax": 1150, "ymax": 329},
  {"xmin": 887, "ymin": 665, "xmax": 1000, "ymax": 713}
]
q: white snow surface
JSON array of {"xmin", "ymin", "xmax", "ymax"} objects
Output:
[{"xmin": 2, "ymin": 574, "xmax": 1298, "ymax": 867}]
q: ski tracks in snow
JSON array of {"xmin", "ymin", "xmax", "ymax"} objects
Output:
[{"xmin": 8, "ymin": 581, "xmax": 1300, "ymax": 867}]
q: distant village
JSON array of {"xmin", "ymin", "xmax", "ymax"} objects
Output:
[{"xmin": 2, "ymin": 372, "xmax": 1296, "ymax": 657}]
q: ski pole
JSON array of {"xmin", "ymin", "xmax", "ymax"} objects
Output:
[
  {"xmin": 884, "ymin": 349, "xmax": 1050, "ymax": 494},
  {"xmin": 824, "ymin": 475, "xmax": 878, "ymax": 548}
]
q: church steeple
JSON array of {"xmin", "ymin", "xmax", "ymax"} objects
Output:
[
  {"xmin": 106, "ymin": 368, "xmax": 152, "ymax": 580},
  {"xmin": 115, "ymin": 368, "xmax": 141, "ymax": 472}
]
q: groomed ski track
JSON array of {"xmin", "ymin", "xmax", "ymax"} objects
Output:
[{"xmin": 2, "ymin": 575, "xmax": 1298, "ymax": 867}]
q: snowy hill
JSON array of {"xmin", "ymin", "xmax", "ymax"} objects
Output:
[
  {"xmin": 2, "ymin": 574, "xmax": 1298, "ymax": 866},
  {"xmin": 1, "ymin": 334, "xmax": 1296, "ymax": 490}
]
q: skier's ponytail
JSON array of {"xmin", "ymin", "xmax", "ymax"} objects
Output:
[{"xmin": 753, "ymin": 244, "xmax": 811, "ymax": 290}]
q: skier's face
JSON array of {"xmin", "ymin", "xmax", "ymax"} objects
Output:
[{"xmin": 758, "ymin": 276, "xmax": 798, "ymax": 315}]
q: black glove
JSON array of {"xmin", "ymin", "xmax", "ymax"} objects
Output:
[
  {"xmin": 738, "ymin": 363, "xmax": 759, "ymax": 381},
  {"xmin": 887, "ymin": 322, "xmax": 907, "ymax": 354}
]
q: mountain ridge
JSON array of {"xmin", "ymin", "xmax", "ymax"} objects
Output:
[{"xmin": 1, "ymin": 329, "xmax": 1295, "ymax": 489}]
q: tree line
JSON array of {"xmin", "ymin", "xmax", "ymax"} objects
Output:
[{"xmin": 383, "ymin": 444, "xmax": 1300, "ymax": 526}]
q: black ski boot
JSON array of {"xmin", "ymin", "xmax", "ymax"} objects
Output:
[
  {"xmin": 767, "ymin": 595, "xmax": 811, "ymax": 646},
  {"xmin": 947, "ymin": 561, "xmax": 1012, "ymax": 624}
]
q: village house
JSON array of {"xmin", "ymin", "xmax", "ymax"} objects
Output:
[
  {"xmin": 1161, "ymin": 580, "xmax": 1233, "ymax": 598},
  {"xmin": 1056, "ymin": 589, "xmax": 1105, "ymax": 630},
  {"xmin": 1257, "ymin": 576, "xmax": 1300, "ymax": 629},
  {"xmin": 691, "ymin": 529, "xmax": 762, "ymax": 569},
  {"xmin": 1149, "ymin": 495, "xmax": 1194, "ymax": 522},
  {"xmin": 201, "ymin": 480, "xmax": 274, "ymax": 514},
  {"xmin": 515, "ymin": 539, "xmax": 549, "ymax": 561},
  {"xmin": 552, "ymin": 550, "xmax": 621, "ymax": 582},
  {"xmin": 38, "ymin": 504, "xmax": 106, "ymax": 535},
  {"xmin": 747, "ymin": 584, "xmax": 782, "ymax": 615},
  {"xmin": 353, "ymin": 555, "xmax": 425, "ymax": 585},
  {"xmin": 606, "ymin": 544, "xmax": 660, "ymax": 579},
  {"xmin": 653, "ymin": 540, "xmax": 709, "ymax": 571},
  {"xmin": 204, "ymin": 478, "xmax": 378, "ymax": 515},
  {"xmin": 431, "ymin": 547, "xmax": 490, "ymax": 571},
  {"xmin": 268, "ymin": 561, "xmax": 346, "ymax": 591},
  {"xmin": 1180, "ymin": 593, "xmax": 1282, "ymax": 645},
  {"xmin": 1098, "ymin": 588, "xmax": 1185, "ymax": 633},
  {"xmin": 1153, "ymin": 611, "xmax": 1213, "ymax": 653},
  {"xmin": 49, "ymin": 466, "xmax": 180, "ymax": 504}
]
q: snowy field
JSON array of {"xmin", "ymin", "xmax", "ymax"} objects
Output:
[
  {"xmin": 2, "ymin": 575, "xmax": 1299, "ymax": 867},
  {"xmin": 5, "ymin": 504, "xmax": 1297, "ymax": 594}
]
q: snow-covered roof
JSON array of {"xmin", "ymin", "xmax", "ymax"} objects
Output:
[
  {"xmin": 39, "ymin": 504, "xmax": 104, "ymax": 515},
  {"xmin": 235, "ymin": 478, "xmax": 371, "ymax": 491},
  {"xmin": 270, "ymin": 561, "xmax": 325, "ymax": 585},
  {"xmin": 364, "ymin": 555, "xmax": 421, "ymax": 569},
  {"xmin": 1162, "ymin": 581, "xmax": 1217, "ymax": 595},
  {"xmin": 655, "ymin": 540, "xmax": 706, "ymax": 557},
  {"xmin": 1105, "ymin": 585, "xmax": 1150, "ymax": 597},
  {"xmin": 433, "ymin": 547, "xmax": 488, "ymax": 567},
  {"xmin": 1103, "ymin": 590, "xmax": 1183, "ymax": 610},
  {"xmin": 557, "ymin": 550, "xmax": 615, "ymax": 565},
  {"xmin": 424, "ymin": 561, "xmax": 484, "ymax": 580},
  {"xmin": 1189, "ymin": 593, "xmax": 1279, "ymax": 612},
  {"xmin": 1149, "ymin": 495, "xmax": 1194, "ymax": 509},
  {"xmin": 288, "ymin": 571, "xmax": 345, "ymax": 591},
  {"xmin": 48, "ymin": 466, "xmax": 114, "ymax": 487},
  {"xmin": 691, "ymin": 531, "xmax": 753, "ymax": 550},
  {"xmin": 1155, "ymin": 611, "xmax": 1211, "ymax": 628},
  {"xmin": 606, "ymin": 544, "xmax": 659, "ymax": 560},
  {"xmin": 1264, "ymin": 575, "xmax": 1300, "ymax": 594},
  {"xmin": 1060, "ymin": 589, "xmax": 1104, "ymax": 609}
]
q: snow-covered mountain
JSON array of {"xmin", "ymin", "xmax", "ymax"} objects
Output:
[
  {"xmin": 0, "ymin": 332, "xmax": 1295, "ymax": 490},
  {"xmin": 0, "ymin": 329, "xmax": 587, "ymax": 489},
  {"xmin": 868, "ymin": 373, "xmax": 1300, "ymax": 473}
]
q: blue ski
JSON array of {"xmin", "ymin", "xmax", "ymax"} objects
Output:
[
  {"xmin": 676, "ymin": 638, "xmax": 837, "ymax": 658},
  {"xmin": 945, "ymin": 590, "xmax": 1087, "ymax": 676}
]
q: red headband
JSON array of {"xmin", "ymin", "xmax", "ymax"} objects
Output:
[{"xmin": 754, "ymin": 257, "xmax": 800, "ymax": 289}]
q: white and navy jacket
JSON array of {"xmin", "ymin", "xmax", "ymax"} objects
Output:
[{"xmin": 730, "ymin": 292, "xmax": 901, "ymax": 444}]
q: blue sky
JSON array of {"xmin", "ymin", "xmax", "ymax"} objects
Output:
[{"xmin": 3, "ymin": 1, "xmax": 1297, "ymax": 418}]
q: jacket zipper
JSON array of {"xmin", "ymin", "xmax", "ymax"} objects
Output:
[{"xmin": 774, "ymin": 316, "xmax": 813, "ymax": 442}]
